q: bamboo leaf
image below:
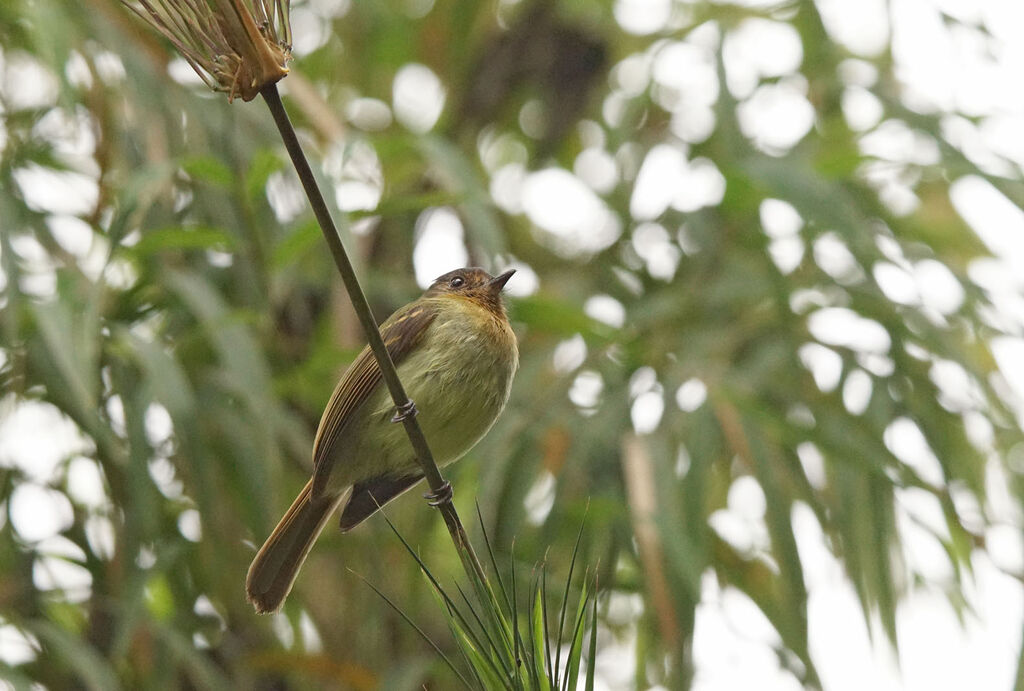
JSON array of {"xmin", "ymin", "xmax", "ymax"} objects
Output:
[{"xmin": 29, "ymin": 621, "xmax": 119, "ymax": 691}]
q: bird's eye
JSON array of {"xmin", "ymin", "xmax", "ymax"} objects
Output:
[{"xmin": 450, "ymin": 276, "xmax": 465, "ymax": 288}]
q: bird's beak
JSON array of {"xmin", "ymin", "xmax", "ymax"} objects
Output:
[{"xmin": 488, "ymin": 269, "xmax": 516, "ymax": 293}]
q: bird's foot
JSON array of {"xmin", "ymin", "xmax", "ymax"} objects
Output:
[
  {"xmin": 423, "ymin": 481, "xmax": 453, "ymax": 507},
  {"xmin": 391, "ymin": 399, "xmax": 418, "ymax": 423}
]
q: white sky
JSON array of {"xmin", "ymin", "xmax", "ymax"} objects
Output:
[{"xmin": 1, "ymin": 0, "xmax": 1024, "ymax": 688}]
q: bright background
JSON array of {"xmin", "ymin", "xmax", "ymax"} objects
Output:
[{"xmin": 1, "ymin": 0, "xmax": 1023, "ymax": 689}]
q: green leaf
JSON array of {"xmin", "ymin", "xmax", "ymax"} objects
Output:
[
  {"xmin": 120, "ymin": 329, "xmax": 195, "ymax": 419},
  {"xmin": 419, "ymin": 135, "xmax": 506, "ymax": 257},
  {"xmin": 357, "ymin": 573, "xmax": 472, "ymax": 689},
  {"xmin": 0, "ymin": 663, "xmax": 37, "ymax": 691},
  {"xmin": 562, "ymin": 580, "xmax": 589, "ymax": 691},
  {"xmin": 584, "ymin": 588, "xmax": 598, "ymax": 691},
  {"xmin": 180, "ymin": 155, "xmax": 233, "ymax": 188},
  {"xmin": 130, "ymin": 226, "xmax": 237, "ymax": 256},
  {"xmin": 164, "ymin": 268, "xmax": 272, "ymax": 404},
  {"xmin": 512, "ymin": 296, "xmax": 606, "ymax": 340},
  {"xmin": 271, "ymin": 219, "xmax": 322, "ymax": 268},
  {"xmin": 151, "ymin": 624, "xmax": 233, "ymax": 691},
  {"xmin": 30, "ymin": 283, "xmax": 100, "ymax": 414},
  {"xmin": 530, "ymin": 585, "xmax": 552, "ymax": 691},
  {"xmin": 29, "ymin": 621, "xmax": 120, "ymax": 691},
  {"xmin": 244, "ymin": 148, "xmax": 285, "ymax": 202}
]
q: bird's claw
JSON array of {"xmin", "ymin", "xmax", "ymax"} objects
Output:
[
  {"xmin": 424, "ymin": 481, "xmax": 453, "ymax": 507},
  {"xmin": 391, "ymin": 399, "xmax": 418, "ymax": 423}
]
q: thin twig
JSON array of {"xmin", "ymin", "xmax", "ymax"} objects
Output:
[{"xmin": 259, "ymin": 82, "xmax": 490, "ymax": 589}]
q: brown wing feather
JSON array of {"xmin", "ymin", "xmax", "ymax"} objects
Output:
[{"xmin": 310, "ymin": 302, "xmax": 438, "ymax": 498}]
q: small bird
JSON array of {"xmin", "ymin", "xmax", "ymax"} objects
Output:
[{"xmin": 246, "ymin": 267, "xmax": 519, "ymax": 613}]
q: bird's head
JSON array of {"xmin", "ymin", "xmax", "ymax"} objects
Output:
[{"xmin": 425, "ymin": 267, "xmax": 515, "ymax": 315}]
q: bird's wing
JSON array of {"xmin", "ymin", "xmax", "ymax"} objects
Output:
[{"xmin": 310, "ymin": 302, "xmax": 438, "ymax": 498}]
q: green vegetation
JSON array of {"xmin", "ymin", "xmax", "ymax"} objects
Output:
[{"xmin": 0, "ymin": 0, "xmax": 1021, "ymax": 688}]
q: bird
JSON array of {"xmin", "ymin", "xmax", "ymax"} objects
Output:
[{"xmin": 246, "ymin": 267, "xmax": 519, "ymax": 613}]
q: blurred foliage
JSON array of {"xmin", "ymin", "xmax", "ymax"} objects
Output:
[{"xmin": 0, "ymin": 0, "xmax": 1022, "ymax": 689}]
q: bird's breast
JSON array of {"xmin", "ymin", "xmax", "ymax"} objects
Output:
[{"xmin": 394, "ymin": 302, "xmax": 518, "ymax": 466}]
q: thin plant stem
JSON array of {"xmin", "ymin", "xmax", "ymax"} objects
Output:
[{"xmin": 259, "ymin": 82, "xmax": 490, "ymax": 589}]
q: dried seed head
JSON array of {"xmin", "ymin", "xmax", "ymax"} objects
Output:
[{"xmin": 124, "ymin": 0, "xmax": 292, "ymax": 102}]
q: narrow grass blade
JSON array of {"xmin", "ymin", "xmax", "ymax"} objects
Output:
[
  {"xmin": 555, "ymin": 516, "xmax": 587, "ymax": 683},
  {"xmin": 585, "ymin": 581, "xmax": 599, "ymax": 691},
  {"xmin": 477, "ymin": 502, "xmax": 513, "ymax": 613},
  {"xmin": 542, "ymin": 569, "xmax": 554, "ymax": 685},
  {"xmin": 425, "ymin": 582, "xmax": 509, "ymax": 687},
  {"xmin": 510, "ymin": 543, "xmax": 531, "ymax": 689},
  {"xmin": 454, "ymin": 582, "xmax": 514, "ymax": 680},
  {"xmin": 355, "ymin": 572, "xmax": 473, "ymax": 690},
  {"xmin": 531, "ymin": 584, "xmax": 553, "ymax": 691},
  {"xmin": 562, "ymin": 579, "xmax": 590, "ymax": 691},
  {"xmin": 379, "ymin": 508, "xmax": 498, "ymax": 668}
]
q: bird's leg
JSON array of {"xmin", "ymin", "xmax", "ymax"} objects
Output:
[{"xmin": 391, "ymin": 399, "xmax": 452, "ymax": 506}]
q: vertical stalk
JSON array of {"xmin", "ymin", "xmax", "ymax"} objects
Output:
[{"xmin": 259, "ymin": 82, "xmax": 489, "ymax": 588}]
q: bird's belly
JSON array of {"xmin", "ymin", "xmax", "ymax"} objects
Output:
[{"xmin": 408, "ymin": 352, "xmax": 512, "ymax": 464}]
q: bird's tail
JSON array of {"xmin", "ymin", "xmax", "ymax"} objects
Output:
[{"xmin": 245, "ymin": 480, "xmax": 350, "ymax": 614}]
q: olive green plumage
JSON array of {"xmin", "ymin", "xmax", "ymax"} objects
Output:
[{"xmin": 246, "ymin": 268, "xmax": 518, "ymax": 613}]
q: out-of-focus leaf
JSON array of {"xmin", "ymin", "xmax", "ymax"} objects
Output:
[
  {"xmin": 2, "ymin": 1, "xmax": 1021, "ymax": 688},
  {"xmin": 180, "ymin": 155, "xmax": 234, "ymax": 188},
  {"xmin": 512, "ymin": 296, "xmax": 606, "ymax": 341},
  {"xmin": 243, "ymin": 148, "xmax": 285, "ymax": 202},
  {"xmin": 130, "ymin": 226, "xmax": 237, "ymax": 256},
  {"xmin": 742, "ymin": 411, "xmax": 816, "ymax": 681},
  {"xmin": 165, "ymin": 269, "xmax": 272, "ymax": 404},
  {"xmin": 151, "ymin": 623, "xmax": 233, "ymax": 691},
  {"xmin": 419, "ymin": 135, "xmax": 506, "ymax": 257},
  {"xmin": 29, "ymin": 621, "xmax": 120, "ymax": 691},
  {"xmin": 246, "ymin": 649, "xmax": 379, "ymax": 690},
  {"xmin": 121, "ymin": 329, "xmax": 195, "ymax": 419},
  {"xmin": 0, "ymin": 663, "xmax": 37, "ymax": 691},
  {"xmin": 30, "ymin": 284, "xmax": 100, "ymax": 414},
  {"xmin": 271, "ymin": 219, "xmax": 321, "ymax": 268}
]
